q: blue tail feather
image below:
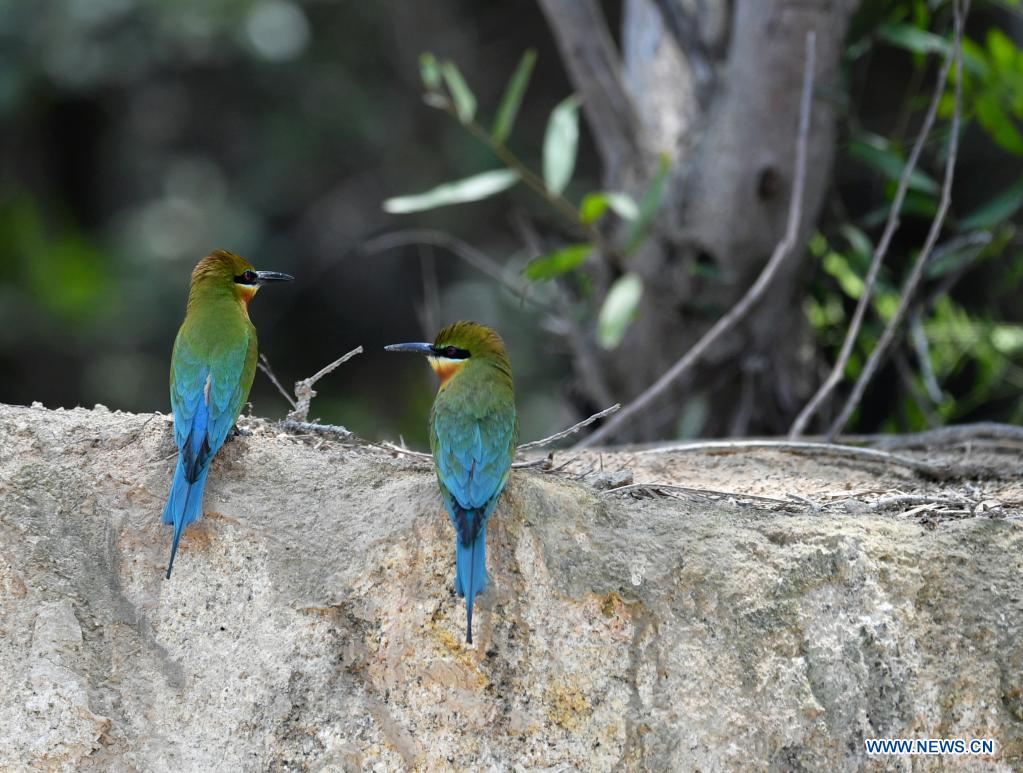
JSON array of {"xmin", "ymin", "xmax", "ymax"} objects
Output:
[
  {"xmin": 455, "ymin": 524, "xmax": 488, "ymax": 644},
  {"xmin": 162, "ymin": 456, "xmax": 211, "ymax": 579}
]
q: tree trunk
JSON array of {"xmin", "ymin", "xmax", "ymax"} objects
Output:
[{"xmin": 539, "ymin": 0, "xmax": 860, "ymax": 439}]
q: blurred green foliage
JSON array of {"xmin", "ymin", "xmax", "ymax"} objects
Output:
[
  {"xmin": 0, "ymin": 0, "xmax": 583, "ymax": 446},
  {"xmin": 806, "ymin": 0, "xmax": 1023, "ymax": 431},
  {"xmin": 1, "ymin": 0, "xmax": 1021, "ymax": 441},
  {"xmin": 384, "ymin": 0, "xmax": 1023, "ymax": 434},
  {"xmin": 384, "ymin": 54, "xmax": 676, "ymax": 353},
  {"xmin": 0, "ymin": 197, "xmax": 113, "ymax": 323}
]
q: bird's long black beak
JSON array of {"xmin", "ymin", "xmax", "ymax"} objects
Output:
[
  {"xmin": 384, "ymin": 342, "xmax": 434, "ymax": 355},
  {"xmin": 256, "ymin": 270, "xmax": 294, "ymax": 284}
]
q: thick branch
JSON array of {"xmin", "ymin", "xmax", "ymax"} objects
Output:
[
  {"xmin": 361, "ymin": 229, "xmax": 554, "ymax": 312},
  {"xmin": 649, "ymin": 0, "xmax": 715, "ymax": 102},
  {"xmin": 577, "ymin": 32, "xmax": 816, "ymax": 448},
  {"xmin": 537, "ymin": 0, "xmax": 644, "ymax": 181}
]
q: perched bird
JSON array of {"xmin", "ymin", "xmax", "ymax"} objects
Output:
[
  {"xmin": 163, "ymin": 250, "xmax": 292, "ymax": 579},
  {"xmin": 386, "ymin": 321, "xmax": 518, "ymax": 644}
]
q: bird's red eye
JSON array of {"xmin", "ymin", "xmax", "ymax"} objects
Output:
[
  {"xmin": 445, "ymin": 346, "xmax": 458, "ymax": 357},
  {"xmin": 243, "ymin": 270, "xmax": 257, "ymax": 283}
]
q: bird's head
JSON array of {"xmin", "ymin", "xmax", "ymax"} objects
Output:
[
  {"xmin": 189, "ymin": 249, "xmax": 293, "ymax": 308},
  {"xmin": 385, "ymin": 321, "xmax": 512, "ymax": 387}
]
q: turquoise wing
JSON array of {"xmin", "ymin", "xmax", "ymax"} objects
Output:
[
  {"xmin": 433, "ymin": 406, "xmax": 516, "ymax": 542},
  {"xmin": 206, "ymin": 334, "xmax": 255, "ymax": 452},
  {"xmin": 170, "ymin": 327, "xmax": 256, "ymax": 481},
  {"xmin": 169, "ymin": 333, "xmax": 206, "ymax": 453}
]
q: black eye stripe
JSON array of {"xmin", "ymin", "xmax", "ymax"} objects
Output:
[
  {"xmin": 432, "ymin": 345, "xmax": 470, "ymax": 359},
  {"xmin": 234, "ymin": 270, "xmax": 258, "ymax": 284}
]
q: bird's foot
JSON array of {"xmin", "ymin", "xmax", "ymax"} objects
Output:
[{"xmin": 226, "ymin": 425, "xmax": 252, "ymax": 442}]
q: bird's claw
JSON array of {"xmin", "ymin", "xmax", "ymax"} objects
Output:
[{"xmin": 226, "ymin": 425, "xmax": 252, "ymax": 442}]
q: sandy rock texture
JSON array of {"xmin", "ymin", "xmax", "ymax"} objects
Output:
[{"xmin": 1, "ymin": 402, "xmax": 1022, "ymax": 771}]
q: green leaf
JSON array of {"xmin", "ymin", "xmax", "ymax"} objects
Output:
[
  {"xmin": 874, "ymin": 290, "xmax": 899, "ymax": 322},
  {"xmin": 877, "ymin": 23, "xmax": 951, "ymax": 56},
  {"xmin": 542, "ymin": 95, "xmax": 581, "ymax": 196},
  {"xmin": 848, "ymin": 134, "xmax": 940, "ymax": 194},
  {"xmin": 861, "ymin": 189, "xmax": 938, "ymax": 228},
  {"xmin": 419, "ymin": 53, "xmax": 441, "ymax": 90},
  {"xmin": 992, "ymin": 324, "xmax": 1023, "ymax": 355},
  {"xmin": 383, "ymin": 169, "xmax": 518, "ymax": 213},
  {"xmin": 960, "ymin": 38, "xmax": 990, "ymax": 78},
  {"xmin": 626, "ymin": 154, "xmax": 671, "ymax": 253},
  {"xmin": 957, "ymin": 38, "xmax": 990, "ymax": 78},
  {"xmin": 441, "ymin": 60, "xmax": 476, "ymax": 123},
  {"xmin": 975, "ymin": 95, "xmax": 1023, "ymax": 156},
  {"xmin": 598, "ymin": 272, "xmax": 643, "ymax": 349},
  {"xmin": 823, "ymin": 251, "xmax": 865, "ymax": 299},
  {"xmin": 579, "ymin": 192, "xmax": 640, "ymax": 225},
  {"xmin": 910, "ymin": 0, "xmax": 930, "ymax": 33},
  {"xmin": 808, "ymin": 231, "xmax": 828, "ymax": 258},
  {"xmin": 986, "ymin": 28, "xmax": 1016, "ymax": 70},
  {"xmin": 491, "ymin": 49, "xmax": 536, "ymax": 145},
  {"xmin": 523, "ymin": 243, "xmax": 591, "ymax": 281},
  {"xmin": 960, "ymin": 177, "xmax": 1023, "ymax": 230},
  {"xmin": 926, "ymin": 236, "xmax": 990, "ymax": 279},
  {"xmin": 840, "ymin": 224, "xmax": 873, "ymax": 267}
]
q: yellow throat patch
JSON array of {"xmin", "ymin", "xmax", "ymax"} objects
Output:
[{"xmin": 428, "ymin": 356, "xmax": 467, "ymax": 386}]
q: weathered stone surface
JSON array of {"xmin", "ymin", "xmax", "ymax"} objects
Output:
[{"xmin": 0, "ymin": 403, "xmax": 1021, "ymax": 771}]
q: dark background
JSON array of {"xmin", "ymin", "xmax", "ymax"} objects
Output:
[{"xmin": 1, "ymin": 0, "xmax": 1021, "ymax": 445}]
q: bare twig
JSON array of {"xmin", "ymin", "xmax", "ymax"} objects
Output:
[
  {"xmin": 380, "ymin": 442, "xmax": 552, "ymax": 468},
  {"xmin": 517, "ymin": 404, "xmax": 621, "ymax": 451},
  {"xmin": 513, "ymin": 456, "xmax": 555, "ymax": 470},
  {"xmin": 600, "ymin": 478, "xmax": 1008, "ymax": 516},
  {"xmin": 601, "ymin": 482, "xmax": 798, "ymax": 509},
  {"xmin": 633, "ymin": 438, "xmax": 955, "ymax": 480},
  {"xmin": 380, "ymin": 439, "xmax": 553, "ymax": 468},
  {"xmin": 840, "ymin": 421, "xmax": 1023, "ymax": 449},
  {"xmin": 361, "ymin": 229, "xmax": 555, "ymax": 313},
  {"xmin": 921, "ymin": 230, "xmax": 994, "ymax": 311},
  {"xmin": 535, "ymin": 0, "xmax": 643, "ymax": 181},
  {"xmin": 512, "ymin": 210, "xmax": 618, "ymax": 407},
  {"xmin": 790, "ymin": 4, "xmax": 963, "ymax": 438},
  {"xmin": 869, "ymin": 493, "xmax": 979, "ymax": 511},
  {"xmin": 577, "ymin": 31, "xmax": 817, "ymax": 449},
  {"xmin": 417, "ymin": 244, "xmax": 440, "ymax": 340},
  {"xmin": 257, "ymin": 354, "xmax": 298, "ymax": 410},
  {"xmin": 909, "ymin": 312, "xmax": 943, "ymax": 404},
  {"xmin": 283, "ymin": 406, "xmax": 622, "ymax": 468},
  {"xmin": 279, "ymin": 421, "xmax": 437, "ymax": 462},
  {"xmin": 288, "ymin": 346, "xmax": 364, "ymax": 422},
  {"xmin": 786, "ymin": 491, "xmax": 819, "ymax": 510},
  {"xmin": 893, "ymin": 352, "xmax": 941, "ymax": 427},
  {"xmin": 543, "ymin": 314, "xmax": 618, "ymax": 410},
  {"xmin": 430, "ymin": 100, "xmax": 625, "ymax": 263},
  {"xmin": 828, "ymin": 0, "xmax": 967, "ymax": 439},
  {"xmin": 279, "ymin": 419, "xmax": 359, "ymax": 443},
  {"xmin": 377, "ymin": 440, "xmax": 434, "ymax": 462}
]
